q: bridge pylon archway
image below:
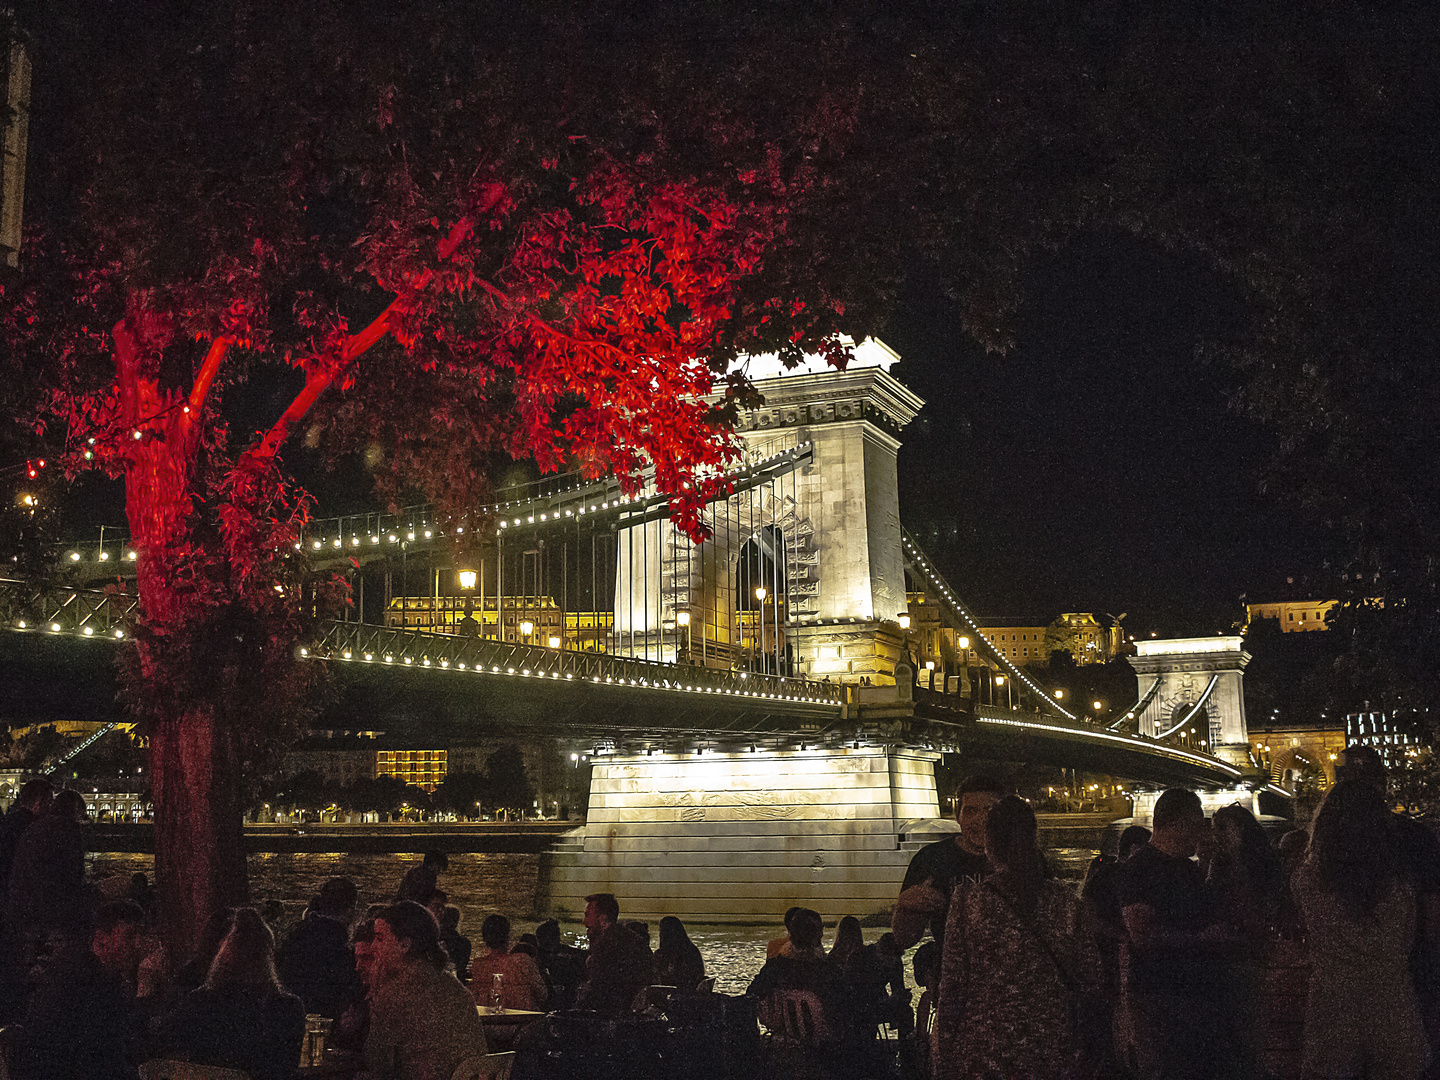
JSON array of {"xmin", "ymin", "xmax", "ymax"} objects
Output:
[
  {"xmin": 613, "ymin": 340, "xmax": 925, "ymax": 686},
  {"xmin": 1129, "ymin": 636, "xmax": 1251, "ymax": 768}
]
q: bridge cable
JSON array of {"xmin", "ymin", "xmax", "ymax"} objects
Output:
[
  {"xmin": 1152, "ymin": 675, "xmax": 1219, "ymax": 741},
  {"xmin": 1108, "ymin": 677, "xmax": 1162, "ymax": 730},
  {"xmin": 899, "ymin": 529, "xmax": 1079, "ymax": 722}
]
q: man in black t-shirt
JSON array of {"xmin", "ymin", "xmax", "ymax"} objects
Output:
[
  {"xmin": 891, "ymin": 775, "xmax": 1001, "ymax": 950},
  {"xmin": 1121, "ymin": 789, "xmax": 1231, "ymax": 1080}
]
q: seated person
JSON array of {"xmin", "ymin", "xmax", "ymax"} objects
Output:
[
  {"xmin": 469, "ymin": 914, "xmax": 547, "ymax": 1011},
  {"xmin": 535, "ymin": 919, "xmax": 587, "ymax": 1011},
  {"xmin": 14, "ymin": 901, "xmax": 149, "ymax": 1080},
  {"xmin": 767, "ymin": 907, "xmax": 803, "ymax": 959},
  {"xmin": 439, "ymin": 905, "xmax": 473, "ymax": 982},
  {"xmin": 746, "ymin": 908, "xmax": 855, "ymax": 1039},
  {"xmin": 577, "ymin": 893, "xmax": 653, "ymax": 1015},
  {"xmin": 331, "ymin": 917, "xmax": 378, "ymax": 1052},
  {"xmin": 157, "ymin": 908, "xmax": 306, "ymax": 1080},
  {"xmin": 277, "ymin": 876, "xmax": 360, "ymax": 1019},
  {"xmin": 653, "ymin": 916, "xmax": 706, "ymax": 991},
  {"xmin": 366, "ymin": 901, "xmax": 487, "ymax": 1080}
]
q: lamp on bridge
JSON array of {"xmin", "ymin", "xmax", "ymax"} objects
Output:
[
  {"xmin": 754, "ymin": 588, "xmax": 768, "ymax": 674},
  {"xmin": 958, "ymin": 635, "xmax": 969, "ymax": 649},
  {"xmin": 995, "ymin": 673, "xmax": 1013, "ymax": 709},
  {"xmin": 677, "ymin": 610, "xmax": 692, "ymax": 662},
  {"xmin": 897, "ymin": 611, "xmax": 911, "ymax": 630},
  {"xmin": 520, "ymin": 619, "xmax": 534, "ymax": 643},
  {"xmin": 457, "ymin": 569, "xmax": 477, "ymax": 590},
  {"xmin": 547, "ymin": 635, "xmax": 561, "ymax": 649}
]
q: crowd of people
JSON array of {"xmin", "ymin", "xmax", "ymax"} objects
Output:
[
  {"xmin": 0, "ymin": 741, "xmax": 1433, "ymax": 1079},
  {"xmin": 891, "ymin": 747, "xmax": 1440, "ymax": 1080}
]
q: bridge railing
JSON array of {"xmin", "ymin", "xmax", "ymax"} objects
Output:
[
  {"xmin": 0, "ymin": 579, "xmax": 136, "ymax": 639},
  {"xmin": 314, "ymin": 621, "xmax": 846, "ymax": 708},
  {"xmin": 0, "ymin": 580, "xmax": 844, "ymax": 710}
]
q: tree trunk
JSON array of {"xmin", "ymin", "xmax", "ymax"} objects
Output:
[
  {"xmin": 114, "ymin": 302, "xmax": 250, "ymax": 962},
  {"xmin": 149, "ymin": 713, "xmax": 248, "ymax": 962}
]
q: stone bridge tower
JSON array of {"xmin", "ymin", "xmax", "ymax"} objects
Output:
[
  {"xmin": 1130, "ymin": 636, "xmax": 1251, "ymax": 768},
  {"xmin": 612, "ymin": 339, "xmax": 924, "ymax": 686}
]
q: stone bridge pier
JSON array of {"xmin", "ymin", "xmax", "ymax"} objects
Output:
[{"xmin": 543, "ymin": 746, "xmax": 940, "ymax": 923}]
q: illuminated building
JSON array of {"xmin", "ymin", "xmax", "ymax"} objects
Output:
[
  {"xmin": 1246, "ymin": 599, "xmax": 1338, "ymax": 633},
  {"xmin": 1346, "ymin": 710, "xmax": 1419, "ymax": 771},
  {"xmin": 375, "ymin": 747, "xmax": 448, "ymax": 792},
  {"xmin": 901, "ymin": 599, "xmax": 1122, "ymax": 669}
]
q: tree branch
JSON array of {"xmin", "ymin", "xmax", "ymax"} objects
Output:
[
  {"xmin": 243, "ymin": 211, "xmax": 485, "ymax": 464},
  {"xmin": 187, "ymin": 336, "xmax": 233, "ymax": 418}
]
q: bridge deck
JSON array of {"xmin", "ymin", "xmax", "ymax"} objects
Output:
[{"xmin": 0, "ymin": 580, "xmax": 1254, "ymax": 788}]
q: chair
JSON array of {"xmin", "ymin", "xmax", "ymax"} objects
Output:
[
  {"xmin": 757, "ymin": 989, "xmax": 838, "ymax": 1046},
  {"xmin": 138, "ymin": 1063, "xmax": 251, "ymax": 1080},
  {"xmin": 450, "ymin": 1051, "xmax": 516, "ymax": 1080}
]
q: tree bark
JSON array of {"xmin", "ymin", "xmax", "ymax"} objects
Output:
[{"xmin": 149, "ymin": 712, "xmax": 248, "ymax": 963}]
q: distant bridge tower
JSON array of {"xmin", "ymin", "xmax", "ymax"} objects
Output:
[
  {"xmin": 611, "ymin": 339, "xmax": 924, "ymax": 686},
  {"xmin": 1130, "ymin": 636, "xmax": 1251, "ymax": 768}
]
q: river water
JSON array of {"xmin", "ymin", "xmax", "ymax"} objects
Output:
[{"xmin": 90, "ymin": 847, "xmax": 1098, "ymax": 996}]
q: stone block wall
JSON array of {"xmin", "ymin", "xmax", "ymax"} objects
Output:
[{"xmin": 543, "ymin": 747, "xmax": 939, "ymax": 923}]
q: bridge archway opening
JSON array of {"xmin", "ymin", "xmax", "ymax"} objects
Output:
[
  {"xmin": 734, "ymin": 526, "xmax": 791, "ymax": 675},
  {"xmin": 1161, "ymin": 703, "xmax": 1210, "ymax": 750}
]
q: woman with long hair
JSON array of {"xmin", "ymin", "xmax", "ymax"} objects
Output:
[
  {"xmin": 365, "ymin": 900, "xmax": 487, "ymax": 1080},
  {"xmin": 156, "ymin": 907, "xmax": 306, "ymax": 1080},
  {"xmin": 1296, "ymin": 780, "xmax": 1429, "ymax": 1080},
  {"xmin": 1207, "ymin": 803, "xmax": 1286, "ymax": 1078},
  {"xmin": 653, "ymin": 915, "xmax": 706, "ymax": 991},
  {"xmin": 936, "ymin": 795, "xmax": 1099, "ymax": 1080},
  {"xmin": 828, "ymin": 915, "xmax": 865, "ymax": 968}
]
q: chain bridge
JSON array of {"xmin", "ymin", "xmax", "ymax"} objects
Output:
[{"xmin": 2, "ymin": 340, "xmax": 1266, "ymax": 921}]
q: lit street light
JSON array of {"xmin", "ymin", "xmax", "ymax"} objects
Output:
[{"xmin": 457, "ymin": 569, "xmax": 477, "ymax": 590}]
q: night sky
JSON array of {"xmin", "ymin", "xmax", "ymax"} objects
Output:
[{"xmin": 889, "ymin": 230, "xmax": 1329, "ymax": 639}]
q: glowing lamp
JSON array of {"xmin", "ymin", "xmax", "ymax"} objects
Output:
[
  {"xmin": 958, "ymin": 636, "xmax": 970, "ymax": 649},
  {"xmin": 520, "ymin": 620, "xmax": 534, "ymax": 636},
  {"xmin": 547, "ymin": 635, "xmax": 561, "ymax": 649},
  {"xmin": 457, "ymin": 569, "xmax": 477, "ymax": 590},
  {"xmin": 755, "ymin": 587, "xmax": 767, "ymax": 601},
  {"xmin": 898, "ymin": 613, "xmax": 911, "ymax": 630},
  {"xmin": 677, "ymin": 611, "xmax": 691, "ymax": 627}
]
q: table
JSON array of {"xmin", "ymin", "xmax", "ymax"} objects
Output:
[{"xmin": 477, "ymin": 1007, "xmax": 545, "ymax": 1051}]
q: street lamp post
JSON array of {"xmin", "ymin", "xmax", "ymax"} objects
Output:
[
  {"xmin": 677, "ymin": 610, "xmax": 691, "ymax": 663},
  {"xmin": 519, "ymin": 619, "xmax": 534, "ymax": 644},
  {"xmin": 755, "ymin": 587, "xmax": 767, "ymax": 673}
]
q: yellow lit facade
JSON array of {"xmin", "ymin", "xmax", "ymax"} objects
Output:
[
  {"xmin": 1246, "ymin": 599, "xmax": 1338, "ymax": 632},
  {"xmin": 376, "ymin": 748, "xmax": 448, "ymax": 792},
  {"xmin": 902, "ymin": 596, "xmax": 1120, "ymax": 669}
]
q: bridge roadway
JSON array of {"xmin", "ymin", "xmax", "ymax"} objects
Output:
[{"xmin": 1, "ymin": 577, "xmax": 1248, "ymax": 788}]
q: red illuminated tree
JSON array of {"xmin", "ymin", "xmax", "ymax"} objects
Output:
[{"xmin": 0, "ymin": 4, "xmax": 870, "ymax": 956}]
